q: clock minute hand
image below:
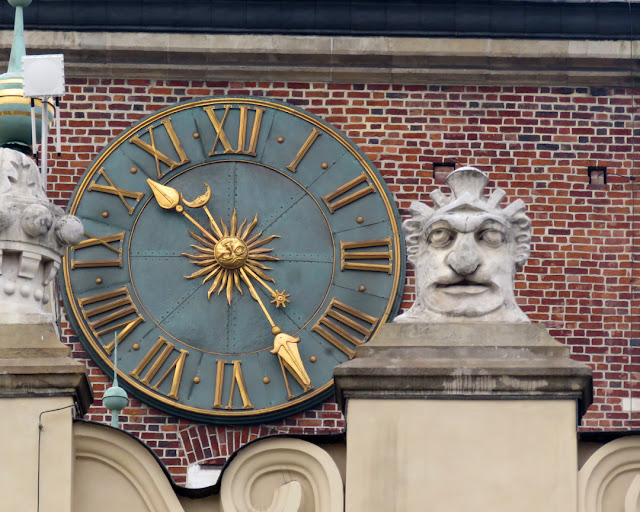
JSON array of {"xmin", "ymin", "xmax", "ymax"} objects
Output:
[{"xmin": 238, "ymin": 268, "xmax": 312, "ymax": 395}]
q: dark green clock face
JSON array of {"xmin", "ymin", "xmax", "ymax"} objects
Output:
[{"xmin": 62, "ymin": 96, "xmax": 405, "ymax": 424}]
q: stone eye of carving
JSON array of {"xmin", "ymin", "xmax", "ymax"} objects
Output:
[
  {"xmin": 427, "ymin": 228, "xmax": 455, "ymax": 247},
  {"xmin": 477, "ymin": 229, "xmax": 505, "ymax": 247}
]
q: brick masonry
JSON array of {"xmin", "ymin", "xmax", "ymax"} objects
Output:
[{"xmin": 53, "ymin": 78, "xmax": 640, "ymax": 484}]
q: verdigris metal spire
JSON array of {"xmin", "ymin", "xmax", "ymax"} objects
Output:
[
  {"xmin": 0, "ymin": 0, "xmax": 52, "ymax": 152},
  {"xmin": 7, "ymin": 0, "xmax": 29, "ymax": 73},
  {"xmin": 102, "ymin": 334, "xmax": 128, "ymax": 428}
]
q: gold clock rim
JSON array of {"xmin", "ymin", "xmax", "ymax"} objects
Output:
[{"xmin": 62, "ymin": 96, "xmax": 403, "ymax": 418}]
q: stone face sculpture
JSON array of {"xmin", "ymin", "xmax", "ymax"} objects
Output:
[
  {"xmin": 395, "ymin": 166, "xmax": 531, "ymax": 323},
  {"xmin": 0, "ymin": 148, "xmax": 83, "ymax": 322}
]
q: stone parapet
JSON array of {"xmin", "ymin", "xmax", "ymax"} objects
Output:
[
  {"xmin": 0, "ymin": 322, "xmax": 93, "ymax": 414},
  {"xmin": 0, "ymin": 32, "xmax": 637, "ymax": 86},
  {"xmin": 334, "ymin": 322, "xmax": 593, "ymax": 418}
]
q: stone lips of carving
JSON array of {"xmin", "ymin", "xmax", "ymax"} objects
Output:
[
  {"xmin": 396, "ymin": 166, "xmax": 532, "ymax": 324},
  {"xmin": 0, "ymin": 148, "xmax": 83, "ymax": 320}
]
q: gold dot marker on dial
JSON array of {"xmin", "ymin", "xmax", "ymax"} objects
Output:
[
  {"xmin": 193, "ymin": 377, "xmax": 200, "ymax": 384},
  {"xmin": 95, "ymin": 277, "xmax": 103, "ymax": 285},
  {"xmin": 356, "ymin": 216, "xmax": 364, "ymax": 224},
  {"xmin": 193, "ymin": 132, "xmax": 200, "ymax": 139},
  {"xmin": 102, "ymin": 211, "xmax": 109, "ymax": 218},
  {"xmin": 277, "ymin": 137, "xmax": 284, "ymax": 143},
  {"xmin": 130, "ymin": 167, "xmax": 137, "ymax": 174},
  {"xmin": 263, "ymin": 377, "xmax": 270, "ymax": 384},
  {"xmin": 176, "ymin": 205, "xmax": 184, "ymax": 213},
  {"xmin": 132, "ymin": 343, "xmax": 140, "ymax": 351},
  {"xmin": 310, "ymin": 356, "xmax": 317, "ymax": 363},
  {"xmin": 359, "ymin": 285, "xmax": 366, "ymax": 292},
  {"xmin": 321, "ymin": 162, "xmax": 328, "ymax": 169}
]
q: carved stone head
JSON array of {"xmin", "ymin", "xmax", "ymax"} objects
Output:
[{"xmin": 395, "ymin": 166, "xmax": 531, "ymax": 323}]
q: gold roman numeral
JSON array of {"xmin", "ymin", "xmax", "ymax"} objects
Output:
[
  {"xmin": 71, "ymin": 231, "xmax": 125, "ymax": 269},
  {"xmin": 88, "ymin": 168, "xmax": 145, "ymax": 215},
  {"xmin": 286, "ymin": 127, "xmax": 321, "ymax": 172},
  {"xmin": 203, "ymin": 104, "xmax": 265, "ymax": 156},
  {"xmin": 341, "ymin": 238, "xmax": 393, "ymax": 274},
  {"xmin": 311, "ymin": 298, "xmax": 379, "ymax": 359},
  {"xmin": 129, "ymin": 336, "xmax": 189, "ymax": 400},
  {"xmin": 77, "ymin": 286, "xmax": 145, "ymax": 355},
  {"xmin": 129, "ymin": 118, "xmax": 190, "ymax": 179},
  {"xmin": 321, "ymin": 172, "xmax": 376, "ymax": 213},
  {"xmin": 212, "ymin": 359, "xmax": 253, "ymax": 410}
]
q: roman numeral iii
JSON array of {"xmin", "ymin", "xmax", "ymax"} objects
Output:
[{"xmin": 341, "ymin": 238, "xmax": 393, "ymax": 273}]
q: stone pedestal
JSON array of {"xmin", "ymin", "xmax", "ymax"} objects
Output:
[
  {"xmin": 0, "ymin": 148, "xmax": 89, "ymax": 512},
  {"xmin": 0, "ymin": 322, "xmax": 92, "ymax": 512},
  {"xmin": 334, "ymin": 323, "xmax": 592, "ymax": 512}
]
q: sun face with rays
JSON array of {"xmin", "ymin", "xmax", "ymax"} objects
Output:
[{"xmin": 181, "ymin": 208, "xmax": 280, "ymax": 305}]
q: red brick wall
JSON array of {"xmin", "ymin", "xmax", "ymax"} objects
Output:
[{"xmin": 54, "ymin": 79, "xmax": 640, "ymax": 484}]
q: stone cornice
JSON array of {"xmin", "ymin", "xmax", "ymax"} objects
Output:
[
  {"xmin": 0, "ymin": 323, "xmax": 93, "ymax": 415},
  {"xmin": 0, "ymin": 31, "xmax": 638, "ymax": 86},
  {"xmin": 334, "ymin": 323, "xmax": 594, "ymax": 419}
]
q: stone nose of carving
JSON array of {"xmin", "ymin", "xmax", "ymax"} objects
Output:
[{"xmin": 446, "ymin": 236, "xmax": 481, "ymax": 275}]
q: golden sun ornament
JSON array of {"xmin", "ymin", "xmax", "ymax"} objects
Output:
[{"xmin": 182, "ymin": 208, "xmax": 280, "ymax": 305}]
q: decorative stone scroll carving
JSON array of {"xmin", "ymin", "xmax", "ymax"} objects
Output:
[
  {"xmin": 0, "ymin": 148, "xmax": 83, "ymax": 323},
  {"xmin": 220, "ymin": 437, "xmax": 343, "ymax": 512},
  {"xmin": 396, "ymin": 166, "xmax": 532, "ymax": 323},
  {"xmin": 578, "ymin": 437, "xmax": 640, "ymax": 512},
  {"xmin": 73, "ymin": 422, "xmax": 185, "ymax": 512}
]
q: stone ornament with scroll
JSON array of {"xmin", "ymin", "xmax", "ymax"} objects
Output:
[
  {"xmin": 396, "ymin": 166, "xmax": 531, "ymax": 323},
  {"xmin": 0, "ymin": 148, "xmax": 83, "ymax": 323}
]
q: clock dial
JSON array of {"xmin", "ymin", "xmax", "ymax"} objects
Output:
[{"xmin": 62, "ymin": 97, "xmax": 405, "ymax": 424}]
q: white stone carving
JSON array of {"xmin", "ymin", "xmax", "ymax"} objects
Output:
[
  {"xmin": 396, "ymin": 166, "xmax": 531, "ymax": 323},
  {"xmin": 220, "ymin": 437, "xmax": 344, "ymax": 512},
  {"xmin": 578, "ymin": 437, "xmax": 640, "ymax": 512},
  {"xmin": 0, "ymin": 148, "xmax": 83, "ymax": 323},
  {"xmin": 73, "ymin": 422, "xmax": 186, "ymax": 512}
]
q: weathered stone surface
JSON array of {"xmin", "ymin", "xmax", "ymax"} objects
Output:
[
  {"xmin": 0, "ymin": 148, "xmax": 91, "ymax": 413},
  {"xmin": 396, "ymin": 166, "xmax": 532, "ymax": 323},
  {"xmin": 1, "ymin": 32, "xmax": 637, "ymax": 86},
  {"xmin": 0, "ymin": 323, "xmax": 93, "ymax": 414},
  {"xmin": 334, "ymin": 322, "xmax": 593, "ymax": 417},
  {"xmin": 0, "ymin": 148, "xmax": 83, "ymax": 322}
]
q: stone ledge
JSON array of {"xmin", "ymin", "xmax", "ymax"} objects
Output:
[
  {"xmin": 334, "ymin": 322, "xmax": 593, "ymax": 418},
  {"xmin": 0, "ymin": 323, "xmax": 93, "ymax": 415},
  {"xmin": 0, "ymin": 32, "xmax": 636, "ymax": 85},
  {"xmin": 0, "ymin": 322, "xmax": 71, "ymax": 358}
]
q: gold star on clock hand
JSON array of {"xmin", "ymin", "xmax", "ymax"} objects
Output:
[{"xmin": 271, "ymin": 290, "xmax": 290, "ymax": 308}]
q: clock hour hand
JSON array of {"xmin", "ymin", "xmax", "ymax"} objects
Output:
[
  {"xmin": 147, "ymin": 178, "xmax": 219, "ymax": 244},
  {"xmin": 147, "ymin": 178, "xmax": 211, "ymax": 210}
]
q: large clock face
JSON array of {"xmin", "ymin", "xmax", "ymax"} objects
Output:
[{"xmin": 62, "ymin": 97, "xmax": 405, "ymax": 424}]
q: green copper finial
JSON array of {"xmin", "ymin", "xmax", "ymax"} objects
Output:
[
  {"xmin": 102, "ymin": 334, "xmax": 128, "ymax": 428},
  {"xmin": 6, "ymin": 0, "xmax": 31, "ymax": 73}
]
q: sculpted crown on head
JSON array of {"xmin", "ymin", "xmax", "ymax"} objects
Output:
[{"xmin": 395, "ymin": 166, "xmax": 532, "ymax": 323}]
